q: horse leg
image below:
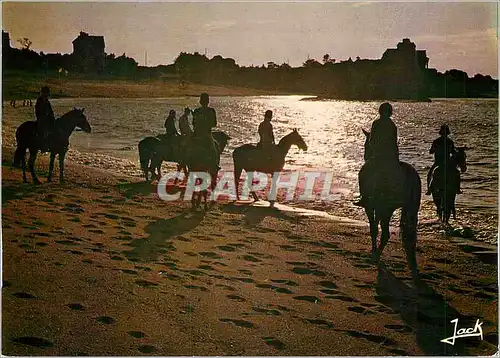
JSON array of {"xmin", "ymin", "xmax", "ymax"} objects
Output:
[
  {"xmin": 233, "ymin": 166, "xmax": 243, "ymax": 201},
  {"xmin": 28, "ymin": 148, "xmax": 40, "ymax": 185},
  {"xmin": 268, "ymin": 172, "xmax": 279, "ymax": 207},
  {"xmin": 47, "ymin": 152, "xmax": 56, "ymax": 182},
  {"xmin": 59, "ymin": 151, "xmax": 66, "ymax": 184},
  {"xmin": 21, "ymin": 149, "xmax": 28, "ymax": 183},
  {"xmin": 375, "ymin": 214, "xmax": 391, "ymax": 262},
  {"xmin": 366, "ymin": 209, "xmax": 378, "ymax": 257}
]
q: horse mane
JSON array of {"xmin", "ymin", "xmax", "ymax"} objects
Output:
[{"xmin": 57, "ymin": 108, "xmax": 80, "ymax": 122}]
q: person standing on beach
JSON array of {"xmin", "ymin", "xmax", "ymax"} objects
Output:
[
  {"xmin": 426, "ymin": 124, "xmax": 461, "ymax": 195},
  {"xmin": 355, "ymin": 102, "xmax": 400, "ymax": 207},
  {"xmin": 164, "ymin": 109, "xmax": 179, "ymax": 136},
  {"xmin": 35, "ymin": 86, "xmax": 56, "ymax": 153},
  {"xmin": 192, "ymin": 93, "xmax": 219, "ymax": 169}
]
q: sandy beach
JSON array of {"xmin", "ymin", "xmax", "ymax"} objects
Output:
[{"xmin": 1, "ymin": 117, "xmax": 498, "ymax": 356}]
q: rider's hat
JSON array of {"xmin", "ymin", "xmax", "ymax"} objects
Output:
[
  {"xmin": 439, "ymin": 124, "xmax": 451, "ymax": 136},
  {"xmin": 265, "ymin": 110, "xmax": 273, "ymax": 118}
]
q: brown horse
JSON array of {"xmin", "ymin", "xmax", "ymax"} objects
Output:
[{"xmin": 232, "ymin": 129, "xmax": 308, "ymax": 205}]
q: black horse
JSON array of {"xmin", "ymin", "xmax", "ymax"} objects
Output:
[
  {"xmin": 138, "ymin": 131, "xmax": 231, "ymax": 182},
  {"xmin": 13, "ymin": 108, "xmax": 91, "ymax": 184},
  {"xmin": 429, "ymin": 147, "xmax": 467, "ymax": 223},
  {"xmin": 359, "ymin": 129, "xmax": 421, "ymax": 279},
  {"xmin": 232, "ymin": 129, "xmax": 308, "ymax": 205}
]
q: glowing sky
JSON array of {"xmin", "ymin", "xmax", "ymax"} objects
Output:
[{"xmin": 2, "ymin": 1, "xmax": 498, "ymax": 77}]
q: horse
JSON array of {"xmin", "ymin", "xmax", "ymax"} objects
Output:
[
  {"xmin": 232, "ymin": 129, "xmax": 308, "ymax": 205},
  {"xmin": 183, "ymin": 136, "xmax": 227, "ymax": 210},
  {"xmin": 13, "ymin": 108, "xmax": 91, "ymax": 184},
  {"xmin": 429, "ymin": 147, "xmax": 467, "ymax": 224},
  {"xmin": 138, "ymin": 131, "xmax": 231, "ymax": 182},
  {"xmin": 359, "ymin": 129, "xmax": 421, "ymax": 279}
]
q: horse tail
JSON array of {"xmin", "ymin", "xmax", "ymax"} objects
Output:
[
  {"xmin": 232, "ymin": 148, "xmax": 243, "ymax": 200},
  {"xmin": 13, "ymin": 146, "xmax": 25, "ymax": 168},
  {"xmin": 138, "ymin": 140, "xmax": 151, "ymax": 181},
  {"xmin": 400, "ymin": 164, "xmax": 421, "ymax": 277}
]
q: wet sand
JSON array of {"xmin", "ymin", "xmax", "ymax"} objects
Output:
[{"xmin": 1, "ymin": 139, "xmax": 498, "ymax": 356}]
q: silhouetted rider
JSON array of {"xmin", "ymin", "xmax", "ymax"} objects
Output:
[
  {"xmin": 426, "ymin": 124, "xmax": 461, "ymax": 195},
  {"xmin": 257, "ymin": 110, "xmax": 275, "ymax": 150},
  {"xmin": 356, "ymin": 102, "xmax": 399, "ymax": 207},
  {"xmin": 35, "ymin": 86, "xmax": 56, "ymax": 153},
  {"xmin": 192, "ymin": 93, "xmax": 219, "ymax": 169},
  {"xmin": 164, "ymin": 109, "xmax": 179, "ymax": 136}
]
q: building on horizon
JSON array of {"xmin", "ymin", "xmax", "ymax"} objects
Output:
[{"xmin": 72, "ymin": 31, "xmax": 105, "ymax": 73}]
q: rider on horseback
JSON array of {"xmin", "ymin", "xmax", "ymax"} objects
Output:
[
  {"xmin": 426, "ymin": 124, "xmax": 461, "ymax": 195},
  {"xmin": 179, "ymin": 107, "xmax": 193, "ymax": 137},
  {"xmin": 257, "ymin": 110, "xmax": 275, "ymax": 159},
  {"xmin": 355, "ymin": 102, "xmax": 400, "ymax": 207},
  {"xmin": 35, "ymin": 86, "xmax": 56, "ymax": 153},
  {"xmin": 164, "ymin": 109, "xmax": 179, "ymax": 137},
  {"xmin": 192, "ymin": 93, "xmax": 220, "ymax": 170}
]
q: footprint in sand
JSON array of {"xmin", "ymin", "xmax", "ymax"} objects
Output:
[
  {"xmin": 121, "ymin": 269, "xmax": 138, "ymax": 275},
  {"xmin": 325, "ymin": 295, "xmax": 358, "ymax": 303},
  {"xmin": 275, "ymin": 288, "xmax": 294, "ymax": 294},
  {"xmin": 293, "ymin": 296, "xmax": 321, "ymax": 303},
  {"xmin": 199, "ymin": 252, "xmax": 222, "ymax": 259},
  {"xmin": 305, "ymin": 318, "xmax": 334, "ymax": 328},
  {"xmin": 198, "ymin": 265, "xmax": 216, "ymax": 271},
  {"xmin": 12, "ymin": 337, "xmax": 54, "ymax": 348},
  {"xmin": 217, "ymin": 246, "xmax": 237, "ymax": 252},
  {"xmin": 384, "ymin": 324, "xmax": 413, "ymax": 333},
  {"xmin": 241, "ymin": 255, "xmax": 261, "ymax": 262},
  {"xmin": 128, "ymin": 331, "xmax": 146, "ymax": 338},
  {"xmin": 292, "ymin": 267, "xmax": 326, "ymax": 276},
  {"xmin": 345, "ymin": 330, "xmax": 397, "ymax": 347},
  {"xmin": 227, "ymin": 294, "xmax": 246, "ymax": 302},
  {"xmin": 135, "ymin": 280, "xmax": 159, "ymax": 288},
  {"xmin": 67, "ymin": 303, "xmax": 84, "ymax": 311},
  {"xmin": 13, "ymin": 292, "xmax": 37, "ymax": 299},
  {"xmin": 220, "ymin": 318, "xmax": 255, "ymax": 329},
  {"xmin": 56, "ymin": 240, "xmax": 79, "ymax": 246},
  {"xmin": 96, "ymin": 316, "xmax": 116, "ymax": 324},
  {"xmin": 215, "ymin": 284, "xmax": 236, "ymax": 291},
  {"xmin": 232, "ymin": 277, "xmax": 255, "ymax": 283},
  {"xmin": 262, "ymin": 337, "xmax": 286, "ymax": 350},
  {"xmin": 184, "ymin": 285, "xmax": 208, "ymax": 291},
  {"xmin": 238, "ymin": 269, "xmax": 253, "ymax": 275},
  {"xmin": 348, "ymin": 306, "xmax": 376, "ymax": 315},
  {"xmin": 137, "ymin": 345, "xmax": 156, "ymax": 353},
  {"xmin": 252, "ymin": 307, "xmax": 281, "ymax": 316}
]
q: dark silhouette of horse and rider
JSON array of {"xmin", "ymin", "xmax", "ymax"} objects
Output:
[{"xmin": 11, "ymin": 87, "xmax": 469, "ymax": 279}]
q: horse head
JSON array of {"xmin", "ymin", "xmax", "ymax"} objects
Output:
[
  {"xmin": 280, "ymin": 128, "xmax": 307, "ymax": 151},
  {"xmin": 454, "ymin": 146, "xmax": 468, "ymax": 173},
  {"xmin": 72, "ymin": 107, "xmax": 91, "ymax": 133},
  {"xmin": 362, "ymin": 129, "xmax": 371, "ymax": 161},
  {"xmin": 213, "ymin": 131, "xmax": 231, "ymax": 153}
]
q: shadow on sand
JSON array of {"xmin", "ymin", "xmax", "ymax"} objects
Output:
[
  {"xmin": 221, "ymin": 201, "xmax": 301, "ymax": 227},
  {"xmin": 376, "ymin": 264, "xmax": 490, "ymax": 355},
  {"xmin": 123, "ymin": 210, "xmax": 205, "ymax": 262}
]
